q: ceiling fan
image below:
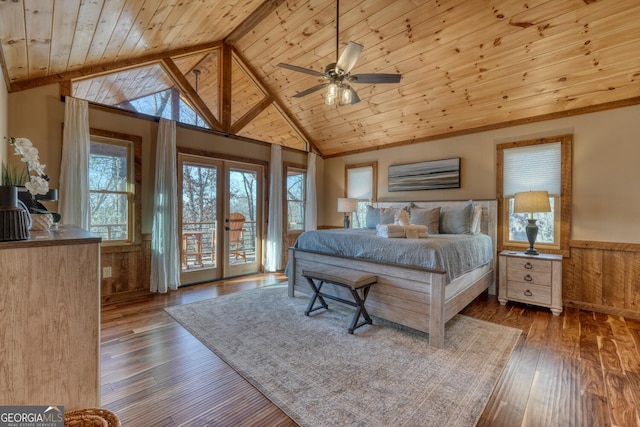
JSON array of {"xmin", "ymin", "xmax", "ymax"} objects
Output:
[{"xmin": 277, "ymin": 0, "xmax": 402, "ymax": 106}]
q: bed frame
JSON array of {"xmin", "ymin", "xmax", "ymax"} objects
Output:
[{"xmin": 287, "ymin": 200, "xmax": 497, "ymax": 348}]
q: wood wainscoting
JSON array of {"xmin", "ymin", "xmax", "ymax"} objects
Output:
[
  {"xmin": 100, "ymin": 234, "xmax": 152, "ymax": 303},
  {"xmin": 563, "ymin": 240, "xmax": 640, "ymax": 320}
]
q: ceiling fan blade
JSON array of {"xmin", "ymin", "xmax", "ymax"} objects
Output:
[
  {"xmin": 277, "ymin": 63, "xmax": 324, "ymax": 77},
  {"xmin": 336, "ymin": 41, "xmax": 363, "ymax": 74},
  {"xmin": 350, "ymin": 73, "xmax": 402, "ymax": 84},
  {"xmin": 348, "ymin": 87, "xmax": 361, "ymax": 104},
  {"xmin": 293, "ymin": 83, "xmax": 329, "ymax": 98}
]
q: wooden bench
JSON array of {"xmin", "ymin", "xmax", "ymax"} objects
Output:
[{"xmin": 301, "ymin": 267, "xmax": 377, "ymax": 334}]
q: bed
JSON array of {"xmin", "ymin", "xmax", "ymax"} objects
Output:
[{"xmin": 287, "ymin": 200, "xmax": 497, "ymax": 348}]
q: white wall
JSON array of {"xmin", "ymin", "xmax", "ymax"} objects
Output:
[{"xmin": 324, "ymin": 104, "xmax": 640, "ymax": 244}]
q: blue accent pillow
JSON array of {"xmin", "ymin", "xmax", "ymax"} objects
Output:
[
  {"xmin": 439, "ymin": 200, "xmax": 474, "ymax": 234},
  {"xmin": 365, "ymin": 206, "xmax": 402, "ymax": 229}
]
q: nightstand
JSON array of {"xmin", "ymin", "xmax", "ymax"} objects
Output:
[{"xmin": 498, "ymin": 250, "xmax": 563, "ymax": 315}]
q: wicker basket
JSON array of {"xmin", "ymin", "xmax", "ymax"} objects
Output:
[{"xmin": 64, "ymin": 408, "xmax": 121, "ymax": 427}]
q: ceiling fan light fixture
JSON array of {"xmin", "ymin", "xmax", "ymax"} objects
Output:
[
  {"xmin": 277, "ymin": 0, "xmax": 401, "ymax": 105},
  {"xmin": 325, "ymin": 95, "xmax": 336, "ymax": 106},
  {"xmin": 325, "ymin": 82, "xmax": 339, "ymax": 105},
  {"xmin": 327, "ymin": 83, "xmax": 338, "ymax": 97},
  {"xmin": 341, "ymin": 85, "xmax": 352, "ymax": 104}
]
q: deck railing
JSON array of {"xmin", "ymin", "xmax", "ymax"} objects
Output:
[{"xmin": 182, "ymin": 220, "xmax": 257, "ymax": 269}]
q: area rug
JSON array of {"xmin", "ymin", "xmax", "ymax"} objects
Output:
[{"xmin": 165, "ymin": 285, "xmax": 520, "ymax": 426}]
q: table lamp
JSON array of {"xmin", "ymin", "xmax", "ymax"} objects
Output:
[
  {"xmin": 337, "ymin": 198, "xmax": 358, "ymax": 228},
  {"xmin": 513, "ymin": 190, "xmax": 551, "ymax": 255}
]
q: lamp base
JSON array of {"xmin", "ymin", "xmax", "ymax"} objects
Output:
[
  {"xmin": 524, "ymin": 218, "xmax": 540, "ymax": 255},
  {"xmin": 343, "ymin": 213, "xmax": 350, "ymax": 229}
]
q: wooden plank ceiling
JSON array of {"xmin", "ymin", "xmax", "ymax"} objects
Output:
[{"xmin": 1, "ymin": 0, "xmax": 640, "ymax": 157}]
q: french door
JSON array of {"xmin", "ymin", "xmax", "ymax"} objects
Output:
[{"xmin": 178, "ymin": 154, "xmax": 263, "ymax": 285}]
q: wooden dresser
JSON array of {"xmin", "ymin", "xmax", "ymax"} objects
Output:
[
  {"xmin": 0, "ymin": 225, "xmax": 101, "ymax": 409},
  {"xmin": 498, "ymin": 250, "xmax": 563, "ymax": 315}
]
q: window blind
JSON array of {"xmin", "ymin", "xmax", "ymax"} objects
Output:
[
  {"xmin": 503, "ymin": 142, "xmax": 561, "ymax": 196},
  {"xmin": 347, "ymin": 166, "xmax": 373, "ymax": 200}
]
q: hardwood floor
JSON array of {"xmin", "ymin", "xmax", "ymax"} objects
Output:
[{"xmin": 101, "ymin": 274, "xmax": 640, "ymax": 426}]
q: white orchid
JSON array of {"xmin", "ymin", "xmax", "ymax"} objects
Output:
[
  {"xmin": 6, "ymin": 136, "xmax": 50, "ymax": 196},
  {"xmin": 29, "ymin": 161, "xmax": 47, "ymax": 177},
  {"xmin": 25, "ymin": 175, "xmax": 49, "ymax": 196}
]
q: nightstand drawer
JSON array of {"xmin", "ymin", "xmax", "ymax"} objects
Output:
[
  {"xmin": 506, "ymin": 281, "xmax": 551, "ymax": 306},
  {"xmin": 506, "ymin": 267, "xmax": 551, "ymax": 286},
  {"xmin": 508, "ymin": 257, "xmax": 552, "ymax": 274}
]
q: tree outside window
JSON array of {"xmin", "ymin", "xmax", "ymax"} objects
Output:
[
  {"xmin": 89, "ymin": 139, "xmax": 132, "ymax": 241},
  {"xmin": 286, "ymin": 168, "xmax": 305, "ymax": 231}
]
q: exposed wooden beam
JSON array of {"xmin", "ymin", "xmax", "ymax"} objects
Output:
[
  {"xmin": 0, "ymin": 45, "xmax": 10, "ymax": 92},
  {"xmin": 231, "ymin": 96, "xmax": 273, "ymax": 134},
  {"xmin": 231, "ymin": 46, "xmax": 318, "ymax": 154},
  {"xmin": 224, "ymin": 0, "xmax": 286, "ymax": 46},
  {"xmin": 160, "ymin": 58, "xmax": 223, "ymax": 132},
  {"xmin": 8, "ymin": 41, "xmax": 222, "ymax": 93},
  {"xmin": 221, "ymin": 44, "xmax": 233, "ymax": 132}
]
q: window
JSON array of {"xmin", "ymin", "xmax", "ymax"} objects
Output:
[
  {"xmin": 89, "ymin": 132, "xmax": 138, "ymax": 242},
  {"xmin": 285, "ymin": 166, "xmax": 306, "ymax": 232},
  {"xmin": 127, "ymin": 89, "xmax": 210, "ymax": 129},
  {"xmin": 345, "ymin": 162, "xmax": 377, "ymax": 228},
  {"xmin": 497, "ymin": 135, "xmax": 572, "ymax": 254}
]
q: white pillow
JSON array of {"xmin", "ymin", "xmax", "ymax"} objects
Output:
[{"xmin": 471, "ymin": 204, "xmax": 482, "ymax": 234}]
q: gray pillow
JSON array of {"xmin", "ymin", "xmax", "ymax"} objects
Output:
[
  {"xmin": 409, "ymin": 207, "xmax": 441, "ymax": 234},
  {"xmin": 439, "ymin": 201, "xmax": 474, "ymax": 234},
  {"xmin": 365, "ymin": 206, "xmax": 402, "ymax": 228}
]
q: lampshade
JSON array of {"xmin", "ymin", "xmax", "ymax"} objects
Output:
[
  {"xmin": 337, "ymin": 197, "xmax": 358, "ymax": 213},
  {"xmin": 513, "ymin": 190, "xmax": 551, "ymax": 214}
]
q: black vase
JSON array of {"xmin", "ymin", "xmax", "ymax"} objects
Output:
[
  {"xmin": 0, "ymin": 185, "xmax": 30, "ymax": 241},
  {"xmin": 0, "ymin": 185, "xmax": 18, "ymax": 209}
]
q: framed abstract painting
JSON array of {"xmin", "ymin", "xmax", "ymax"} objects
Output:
[{"xmin": 388, "ymin": 157, "xmax": 460, "ymax": 191}]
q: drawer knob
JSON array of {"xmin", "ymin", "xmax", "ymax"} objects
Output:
[
  {"xmin": 524, "ymin": 262, "xmax": 533, "ymax": 270},
  {"xmin": 524, "ymin": 289, "xmax": 533, "ymax": 297},
  {"xmin": 524, "ymin": 274, "xmax": 533, "ymax": 282}
]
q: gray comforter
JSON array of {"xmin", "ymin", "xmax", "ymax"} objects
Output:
[{"xmin": 292, "ymin": 228, "xmax": 493, "ymax": 284}]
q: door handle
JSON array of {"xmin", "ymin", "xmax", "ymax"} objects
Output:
[{"xmin": 225, "ymin": 226, "xmax": 230, "ymax": 231}]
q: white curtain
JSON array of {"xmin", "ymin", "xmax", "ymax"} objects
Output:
[
  {"xmin": 265, "ymin": 144, "xmax": 283, "ymax": 272},
  {"xmin": 59, "ymin": 97, "xmax": 90, "ymax": 229},
  {"xmin": 150, "ymin": 119, "xmax": 180, "ymax": 293},
  {"xmin": 304, "ymin": 152, "xmax": 317, "ymax": 231}
]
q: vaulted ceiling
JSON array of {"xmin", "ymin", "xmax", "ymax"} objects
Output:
[{"xmin": 2, "ymin": 0, "xmax": 640, "ymax": 157}]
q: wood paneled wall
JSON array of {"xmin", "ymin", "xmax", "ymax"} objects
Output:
[
  {"xmin": 563, "ymin": 240, "xmax": 640, "ymax": 320},
  {"xmin": 100, "ymin": 234, "xmax": 152, "ymax": 303}
]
